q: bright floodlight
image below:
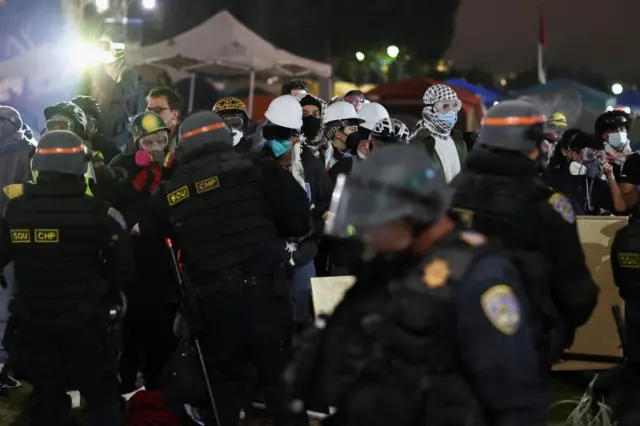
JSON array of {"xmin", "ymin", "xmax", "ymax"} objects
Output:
[
  {"xmin": 141, "ymin": 0, "xmax": 156, "ymax": 9},
  {"xmin": 355, "ymin": 52, "xmax": 365, "ymax": 62},
  {"xmin": 95, "ymin": 0, "xmax": 109, "ymax": 13},
  {"xmin": 387, "ymin": 45, "xmax": 399, "ymax": 59},
  {"xmin": 612, "ymin": 83, "xmax": 623, "ymax": 95}
]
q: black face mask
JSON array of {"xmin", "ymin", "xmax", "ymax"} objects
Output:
[
  {"xmin": 302, "ymin": 116, "xmax": 322, "ymax": 141},
  {"xmin": 346, "ymin": 129, "xmax": 370, "ymax": 155}
]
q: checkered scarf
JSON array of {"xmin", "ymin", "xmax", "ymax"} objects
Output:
[{"xmin": 411, "ymin": 84, "xmax": 459, "ymax": 139}]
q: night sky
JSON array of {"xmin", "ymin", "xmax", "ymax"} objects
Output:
[{"xmin": 447, "ymin": 0, "xmax": 640, "ymax": 80}]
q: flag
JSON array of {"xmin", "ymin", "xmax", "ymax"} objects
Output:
[{"xmin": 537, "ymin": 3, "xmax": 547, "ymax": 84}]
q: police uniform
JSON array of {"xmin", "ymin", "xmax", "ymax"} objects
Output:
[
  {"xmin": 141, "ymin": 111, "xmax": 310, "ymax": 426},
  {"xmin": 452, "ymin": 100, "xmax": 599, "ymax": 367},
  {"xmin": 289, "ymin": 144, "xmax": 546, "ymax": 426},
  {"xmin": 0, "ymin": 131, "xmax": 134, "ymax": 426}
]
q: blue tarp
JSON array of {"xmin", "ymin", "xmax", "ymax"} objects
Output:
[
  {"xmin": 514, "ymin": 79, "xmax": 615, "ymax": 111},
  {"xmin": 445, "ymin": 78, "xmax": 501, "ymax": 106},
  {"xmin": 616, "ymin": 91, "xmax": 640, "ymax": 110}
]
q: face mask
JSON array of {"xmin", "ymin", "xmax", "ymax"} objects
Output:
[
  {"xmin": 267, "ymin": 140, "xmax": 293, "ymax": 158},
  {"xmin": 231, "ymin": 130, "xmax": 243, "ymax": 147},
  {"xmin": 302, "ymin": 116, "xmax": 322, "ymax": 141},
  {"xmin": 345, "ymin": 130, "xmax": 368, "ymax": 155},
  {"xmin": 608, "ymin": 132, "xmax": 628, "ymax": 149},
  {"xmin": 135, "ymin": 150, "xmax": 165, "ymax": 168},
  {"xmin": 569, "ymin": 161, "xmax": 586, "ymax": 176},
  {"xmin": 439, "ymin": 111, "xmax": 458, "ymax": 127}
]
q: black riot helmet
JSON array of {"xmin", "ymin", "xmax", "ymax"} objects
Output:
[
  {"xmin": 177, "ymin": 111, "xmax": 232, "ymax": 156},
  {"xmin": 476, "ymin": 100, "xmax": 547, "ymax": 153},
  {"xmin": 594, "ymin": 110, "xmax": 632, "ymax": 141},
  {"xmin": 325, "ymin": 144, "xmax": 450, "ymax": 238},
  {"xmin": 31, "ymin": 131, "xmax": 88, "ymax": 176}
]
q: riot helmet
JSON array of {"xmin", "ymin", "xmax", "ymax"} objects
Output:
[
  {"xmin": 31, "ymin": 131, "xmax": 88, "ymax": 177},
  {"xmin": 476, "ymin": 100, "xmax": 546, "ymax": 153},
  {"xmin": 326, "ymin": 144, "xmax": 450, "ymax": 240},
  {"xmin": 0, "ymin": 106, "xmax": 23, "ymax": 139},
  {"xmin": 178, "ymin": 111, "xmax": 231, "ymax": 156},
  {"xmin": 44, "ymin": 102, "xmax": 88, "ymax": 140}
]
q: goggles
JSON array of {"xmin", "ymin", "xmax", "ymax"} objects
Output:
[
  {"xmin": 221, "ymin": 114, "xmax": 244, "ymax": 131},
  {"xmin": 138, "ymin": 132, "xmax": 169, "ymax": 151},
  {"xmin": 428, "ymin": 99, "xmax": 462, "ymax": 115},
  {"xmin": 45, "ymin": 119, "xmax": 71, "ymax": 132}
]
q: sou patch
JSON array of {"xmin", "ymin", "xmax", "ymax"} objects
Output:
[
  {"xmin": 618, "ymin": 252, "xmax": 640, "ymax": 269},
  {"xmin": 459, "ymin": 231, "xmax": 486, "ymax": 247},
  {"xmin": 167, "ymin": 186, "xmax": 190, "ymax": 206},
  {"xmin": 548, "ymin": 193, "xmax": 575, "ymax": 224},
  {"xmin": 422, "ymin": 258, "xmax": 450, "ymax": 288},
  {"xmin": 108, "ymin": 207, "xmax": 127, "ymax": 230},
  {"xmin": 10, "ymin": 229, "xmax": 30, "ymax": 243},
  {"xmin": 480, "ymin": 285, "xmax": 521, "ymax": 335}
]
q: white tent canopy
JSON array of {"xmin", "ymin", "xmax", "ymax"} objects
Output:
[{"xmin": 127, "ymin": 10, "xmax": 332, "ymax": 112}]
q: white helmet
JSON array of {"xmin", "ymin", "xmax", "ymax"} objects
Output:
[
  {"xmin": 264, "ymin": 95, "xmax": 303, "ymax": 130},
  {"xmin": 358, "ymin": 102, "xmax": 389, "ymax": 131},
  {"xmin": 323, "ymin": 101, "xmax": 364, "ymax": 126}
]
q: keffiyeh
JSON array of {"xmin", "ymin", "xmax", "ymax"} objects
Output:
[{"xmin": 411, "ymin": 84, "xmax": 459, "ymax": 139}]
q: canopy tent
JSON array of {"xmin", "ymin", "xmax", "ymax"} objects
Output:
[
  {"xmin": 511, "ymin": 79, "xmax": 616, "ymax": 132},
  {"xmin": 367, "ymin": 77, "xmax": 484, "ymax": 132},
  {"xmin": 616, "ymin": 90, "xmax": 640, "ymax": 111},
  {"xmin": 445, "ymin": 78, "xmax": 501, "ymax": 107},
  {"xmin": 127, "ymin": 10, "xmax": 331, "ymax": 114}
]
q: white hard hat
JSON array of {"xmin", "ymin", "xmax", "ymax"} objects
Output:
[
  {"xmin": 264, "ymin": 95, "xmax": 303, "ymax": 130},
  {"xmin": 358, "ymin": 102, "xmax": 389, "ymax": 131},
  {"xmin": 323, "ymin": 101, "xmax": 364, "ymax": 125}
]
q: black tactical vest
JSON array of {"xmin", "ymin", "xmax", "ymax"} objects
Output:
[
  {"xmin": 611, "ymin": 219, "xmax": 640, "ymax": 299},
  {"xmin": 164, "ymin": 147, "xmax": 278, "ymax": 283},
  {"xmin": 4, "ymin": 181, "xmax": 110, "ymax": 318},
  {"xmin": 317, "ymin": 231, "xmax": 488, "ymax": 426}
]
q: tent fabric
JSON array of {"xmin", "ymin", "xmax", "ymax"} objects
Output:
[
  {"xmin": 514, "ymin": 79, "xmax": 615, "ymax": 111},
  {"xmin": 240, "ymin": 94, "xmax": 276, "ymax": 120},
  {"xmin": 366, "ymin": 77, "xmax": 484, "ymax": 131},
  {"xmin": 445, "ymin": 78, "xmax": 501, "ymax": 106},
  {"xmin": 127, "ymin": 10, "xmax": 331, "ymax": 78},
  {"xmin": 616, "ymin": 91, "xmax": 640, "ymax": 109}
]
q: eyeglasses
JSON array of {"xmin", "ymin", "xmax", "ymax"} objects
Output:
[
  {"xmin": 147, "ymin": 107, "xmax": 170, "ymax": 114},
  {"xmin": 428, "ymin": 99, "xmax": 462, "ymax": 114}
]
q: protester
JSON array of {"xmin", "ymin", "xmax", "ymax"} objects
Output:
[{"xmin": 146, "ymin": 86, "xmax": 183, "ymax": 152}]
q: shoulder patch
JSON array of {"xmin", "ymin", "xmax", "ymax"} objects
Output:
[
  {"xmin": 453, "ymin": 207, "xmax": 475, "ymax": 228},
  {"xmin": 459, "ymin": 231, "xmax": 486, "ymax": 247},
  {"xmin": 617, "ymin": 252, "xmax": 640, "ymax": 269},
  {"xmin": 10, "ymin": 229, "xmax": 30, "ymax": 243},
  {"xmin": 3, "ymin": 184, "xmax": 24, "ymax": 199},
  {"xmin": 548, "ymin": 192, "xmax": 575, "ymax": 224},
  {"xmin": 195, "ymin": 176, "xmax": 220, "ymax": 194},
  {"xmin": 421, "ymin": 258, "xmax": 450, "ymax": 288},
  {"xmin": 480, "ymin": 285, "xmax": 521, "ymax": 335},
  {"xmin": 167, "ymin": 185, "xmax": 190, "ymax": 206},
  {"xmin": 107, "ymin": 207, "xmax": 127, "ymax": 230}
]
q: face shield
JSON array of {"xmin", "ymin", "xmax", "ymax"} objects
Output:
[{"xmin": 46, "ymin": 114, "xmax": 74, "ymax": 133}]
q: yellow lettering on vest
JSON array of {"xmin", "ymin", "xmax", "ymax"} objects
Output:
[
  {"xmin": 195, "ymin": 176, "xmax": 220, "ymax": 194},
  {"xmin": 453, "ymin": 208, "xmax": 475, "ymax": 227},
  {"xmin": 618, "ymin": 252, "xmax": 640, "ymax": 269},
  {"xmin": 10, "ymin": 229, "xmax": 30, "ymax": 243},
  {"xmin": 34, "ymin": 229, "xmax": 59, "ymax": 243},
  {"xmin": 167, "ymin": 186, "xmax": 190, "ymax": 206}
]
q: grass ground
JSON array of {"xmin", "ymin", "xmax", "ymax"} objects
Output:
[{"xmin": 0, "ymin": 373, "xmax": 605, "ymax": 425}]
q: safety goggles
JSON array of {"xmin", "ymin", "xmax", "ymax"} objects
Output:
[
  {"xmin": 580, "ymin": 148, "xmax": 606, "ymax": 164},
  {"xmin": 428, "ymin": 99, "xmax": 462, "ymax": 115},
  {"xmin": 45, "ymin": 119, "xmax": 71, "ymax": 132},
  {"xmin": 138, "ymin": 132, "xmax": 169, "ymax": 151},
  {"xmin": 221, "ymin": 114, "xmax": 244, "ymax": 131}
]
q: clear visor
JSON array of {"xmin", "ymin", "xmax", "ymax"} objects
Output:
[
  {"xmin": 432, "ymin": 99, "xmax": 462, "ymax": 114},
  {"xmin": 325, "ymin": 174, "xmax": 413, "ymax": 239},
  {"xmin": 139, "ymin": 131, "xmax": 169, "ymax": 151},
  {"xmin": 45, "ymin": 118, "xmax": 72, "ymax": 132}
]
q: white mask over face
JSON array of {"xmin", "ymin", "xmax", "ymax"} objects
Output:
[
  {"xmin": 569, "ymin": 161, "xmax": 586, "ymax": 176},
  {"xmin": 231, "ymin": 130, "xmax": 243, "ymax": 147}
]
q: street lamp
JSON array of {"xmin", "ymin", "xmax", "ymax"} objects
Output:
[
  {"xmin": 612, "ymin": 83, "xmax": 623, "ymax": 95},
  {"xmin": 141, "ymin": 0, "xmax": 156, "ymax": 9},
  {"xmin": 95, "ymin": 0, "xmax": 109, "ymax": 13},
  {"xmin": 355, "ymin": 52, "xmax": 365, "ymax": 62},
  {"xmin": 387, "ymin": 45, "xmax": 399, "ymax": 59}
]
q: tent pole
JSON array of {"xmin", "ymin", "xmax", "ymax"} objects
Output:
[
  {"xmin": 248, "ymin": 70, "xmax": 256, "ymax": 118},
  {"xmin": 188, "ymin": 73, "xmax": 196, "ymax": 112}
]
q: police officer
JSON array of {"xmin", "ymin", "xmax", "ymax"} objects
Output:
[
  {"xmin": 288, "ymin": 144, "xmax": 547, "ymax": 426},
  {"xmin": 452, "ymin": 100, "xmax": 599, "ymax": 368},
  {"xmin": 140, "ymin": 111, "xmax": 311, "ymax": 426},
  {"xmin": 0, "ymin": 130, "xmax": 134, "ymax": 426}
]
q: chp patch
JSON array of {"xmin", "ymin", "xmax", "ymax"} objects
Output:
[
  {"xmin": 548, "ymin": 193, "xmax": 575, "ymax": 224},
  {"xmin": 195, "ymin": 176, "xmax": 220, "ymax": 194},
  {"xmin": 480, "ymin": 285, "xmax": 521, "ymax": 335},
  {"xmin": 108, "ymin": 207, "xmax": 127, "ymax": 230},
  {"xmin": 35, "ymin": 229, "xmax": 59, "ymax": 243},
  {"xmin": 422, "ymin": 258, "xmax": 451, "ymax": 288},
  {"xmin": 618, "ymin": 252, "xmax": 640, "ymax": 269}
]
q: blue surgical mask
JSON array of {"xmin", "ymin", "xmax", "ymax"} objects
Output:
[
  {"xmin": 267, "ymin": 140, "xmax": 293, "ymax": 158},
  {"xmin": 439, "ymin": 111, "xmax": 458, "ymax": 127},
  {"xmin": 608, "ymin": 132, "xmax": 628, "ymax": 149}
]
